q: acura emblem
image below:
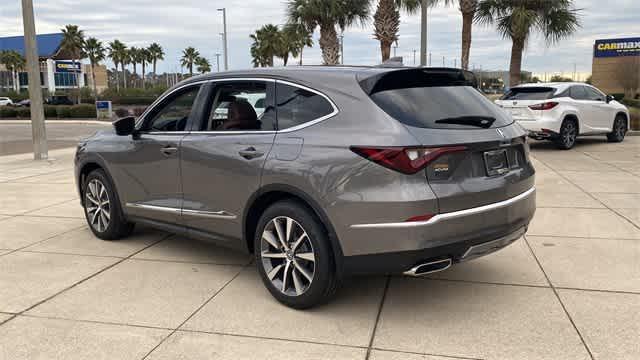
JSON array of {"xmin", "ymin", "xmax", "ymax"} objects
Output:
[{"xmin": 496, "ymin": 128, "xmax": 506, "ymax": 138}]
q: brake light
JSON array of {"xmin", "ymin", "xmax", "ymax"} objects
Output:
[
  {"xmin": 528, "ymin": 102, "xmax": 558, "ymax": 111},
  {"xmin": 350, "ymin": 146, "xmax": 467, "ymax": 175}
]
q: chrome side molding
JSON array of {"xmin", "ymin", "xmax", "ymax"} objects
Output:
[{"xmin": 126, "ymin": 203, "xmax": 236, "ymax": 220}]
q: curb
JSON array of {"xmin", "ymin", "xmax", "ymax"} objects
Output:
[
  {"xmin": 628, "ymin": 130, "xmax": 640, "ymax": 136},
  {"xmin": 0, "ymin": 119, "xmax": 111, "ymax": 125}
]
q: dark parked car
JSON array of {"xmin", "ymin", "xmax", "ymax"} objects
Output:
[
  {"xmin": 75, "ymin": 67, "xmax": 536, "ymax": 308},
  {"xmin": 46, "ymin": 95, "xmax": 74, "ymax": 106}
]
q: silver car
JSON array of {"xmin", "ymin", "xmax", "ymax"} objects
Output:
[{"xmin": 75, "ymin": 67, "xmax": 536, "ymax": 308}]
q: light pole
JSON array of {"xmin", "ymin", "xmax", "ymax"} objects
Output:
[
  {"xmin": 21, "ymin": 0, "xmax": 47, "ymax": 160},
  {"xmin": 412, "ymin": 49, "xmax": 417, "ymax": 65},
  {"xmin": 393, "ymin": 41, "xmax": 398, "ymax": 58},
  {"xmin": 217, "ymin": 8, "xmax": 228, "ymax": 71},
  {"xmin": 215, "ymin": 53, "xmax": 221, "ymax": 72},
  {"xmin": 419, "ymin": 0, "xmax": 428, "ymax": 66}
]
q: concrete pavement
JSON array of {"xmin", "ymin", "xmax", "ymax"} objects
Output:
[
  {"xmin": 0, "ymin": 122, "xmax": 110, "ymax": 156},
  {"xmin": 0, "ymin": 136, "xmax": 638, "ymax": 359}
]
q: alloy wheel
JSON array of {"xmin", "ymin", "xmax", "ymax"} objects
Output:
[
  {"xmin": 562, "ymin": 122, "xmax": 577, "ymax": 147},
  {"xmin": 615, "ymin": 118, "xmax": 626, "ymax": 139},
  {"xmin": 85, "ymin": 179, "xmax": 111, "ymax": 232},
  {"xmin": 260, "ymin": 216, "xmax": 316, "ymax": 296}
]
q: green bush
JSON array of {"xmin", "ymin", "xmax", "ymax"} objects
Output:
[
  {"xmin": 16, "ymin": 107, "xmax": 31, "ymax": 118},
  {"xmin": 629, "ymin": 107, "xmax": 640, "ymax": 131},
  {"xmin": 0, "ymin": 106, "xmax": 18, "ymax": 118},
  {"xmin": 100, "ymin": 86, "xmax": 166, "ymax": 105},
  {"xmin": 56, "ymin": 106, "xmax": 72, "ymax": 118},
  {"xmin": 622, "ymin": 98, "xmax": 640, "ymax": 108},
  {"xmin": 44, "ymin": 105, "xmax": 58, "ymax": 118},
  {"xmin": 69, "ymin": 104, "xmax": 97, "ymax": 118}
]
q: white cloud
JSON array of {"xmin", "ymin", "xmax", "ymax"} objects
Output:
[{"xmin": 2, "ymin": 0, "xmax": 639, "ymax": 74}]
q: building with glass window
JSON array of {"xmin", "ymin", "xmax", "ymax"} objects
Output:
[{"xmin": 0, "ymin": 33, "xmax": 107, "ymax": 94}]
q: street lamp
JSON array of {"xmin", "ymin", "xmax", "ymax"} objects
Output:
[
  {"xmin": 217, "ymin": 8, "xmax": 228, "ymax": 71},
  {"xmin": 215, "ymin": 53, "xmax": 221, "ymax": 72}
]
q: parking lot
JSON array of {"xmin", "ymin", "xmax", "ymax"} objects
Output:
[{"xmin": 0, "ymin": 135, "xmax": 638, "ymax": 359}]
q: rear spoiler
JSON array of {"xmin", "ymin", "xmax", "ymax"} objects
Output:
[{"xmin": 358, "ymin": 67, "xmax": 479, "ymax": 95}]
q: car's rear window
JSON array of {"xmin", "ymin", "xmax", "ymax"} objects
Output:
[
  {"xmin": 501, "ymin": 87, "xmax": 555, "ymax": 100},
  {"xmin": 369, "ymin": 85, "xmax": 512, "ymax": 129}
]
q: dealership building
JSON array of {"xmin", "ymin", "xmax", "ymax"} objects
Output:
[
  {"xmin": 591, "ymin": 36, "xmax": 640, "ymax": 96},
  {"xmin": 0, "ymin": 33, "xmax": 107, "ymax": 94}
]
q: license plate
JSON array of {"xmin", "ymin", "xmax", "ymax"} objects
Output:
[{"xmin": 484, "ymin": 149, "xmax": 510, "ymax": 176}]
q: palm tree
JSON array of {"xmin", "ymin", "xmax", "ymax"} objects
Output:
[
  {"xmin": 140, "ymin": 48, "xmax": 151, "ymax": 89},
  {"xmin": 195, "ymin": 57, "xmax": 212, "ymax": 74},
  {"xmin": 83, "ymin": 37, "xmax": 105, "ymax": 100},
  {"xmin": 250, "ymin": 34, "xmax": 269, "ymax": 67},
  {"xmin": 60, "ymin": 24, "xmax": 85, "ymax": 103},
  {"xmin": 181, "ymin": 47, "xmax": 200, "ymax": 76},
  {"xmin": 281, "ymin": 23, "xmax": 313, "ymax": 66},
  {"xmin": 250, "ymin": 24, "xmax": 282, "ymax": 67},
  {"xmin": 129, "ymin": 47, "xmax": 140, "ymax": 87},
  {"xmin": 373, "ymin": 0, "xmax": 420, "ymax": 62},
  {"xmin": 107, "ymin": 40, "xmax": 127, "ymax": 91},
  {"xmin": 476, "ymin": 0, "xmax": 580, "ymax": 87},
  {"xmin": 287, "ymin": 0, "xmax": 370, "ymax": 65},
  {"xmin": 121, "ymin": 48, "xmax": 131, "ymax": 89},
  {"xmin": 148, "ymin": 43, "xmax": 164, "ymax": 84},
  {"xmin": 458, "ymin": 0, "xmax": 478, "ymax": 70},
  {"xmin": 0, "ymin": 50, "xmax": 25, "ymax": 92}
]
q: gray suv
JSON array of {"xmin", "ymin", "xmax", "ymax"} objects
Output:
[{"xmin": 75, "ymin": 67, "xmax": 536, "ymax": 308}]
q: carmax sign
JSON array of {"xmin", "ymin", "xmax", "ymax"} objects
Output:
[{"xmin": 594, "ymin": 37, "xmax": 640, "ymax": 57}]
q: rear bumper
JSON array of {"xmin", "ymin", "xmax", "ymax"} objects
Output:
[
  {"xmin": 341, "ymin": 187, "xmax": 536, "ymax": 275},
  {"xmin": 517, "ymin": 118, "xmax": 562, "ymax": 133}
]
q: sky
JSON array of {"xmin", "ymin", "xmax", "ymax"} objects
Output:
[{"xmin": 1, "ymin": 0, "xmax": 639, "ymax": 79}]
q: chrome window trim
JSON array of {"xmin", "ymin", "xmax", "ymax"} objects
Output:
[
  {"xmin": 135, "ymin": 80, "xmax": 209, "ymax": 128},
  {"xmin": 126, "ymin": 203, "xmax": 237, "ymax": 220},
  {"xmin": 350, "ymin": 187, "xmax": 536, "ymax": 229},
  {"xmin": 274, "ymin": 79, "xmax": 339, "ymax": 133}
]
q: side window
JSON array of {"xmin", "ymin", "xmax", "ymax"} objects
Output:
[
  {"xmin": 276, "ymin": 83, "xmax": 335, "ymax": 130},
  {"xmin": 570, "ymin": 86, "xmax": 588, "ymax": 100},
  {"xmin": 144, "ymin": 85, "xmax": 200, "ymax": 132},
  {"xmin": 204, "ymin": 81, "xmax": 275, "ymax": 131},
  {"xmin": 585, "ymin": 87, "xmax": 605, "ymax": 102}
]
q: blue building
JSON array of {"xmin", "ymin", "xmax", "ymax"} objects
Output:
[{"xmin": 0, "ymin": 33, "xmax": 106, "ymax": 94}]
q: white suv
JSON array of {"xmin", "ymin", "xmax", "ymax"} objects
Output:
[
  {"xmin": 0, "ymin": 97, "xmax": 13, "ymax": 106},
  {"xmin": 495, "ymin": 83, "xmax": 629, "ymax": 149}
]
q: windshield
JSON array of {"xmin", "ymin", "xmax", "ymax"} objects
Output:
[
  {"xmin": 369, "ymin": 86, "xmax": 513, "ymax": 129},
  {"xmin": 501, "ymin": 87, "xmax": 555, "ymax": 100}
]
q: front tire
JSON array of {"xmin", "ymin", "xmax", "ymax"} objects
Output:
[
  {"xmin": 254, "ymin": 200, "xmax": 338, "ymax": 309},
  {"xmin": 607, "ymin": 115, "xmax": 627, "ymax": 143},
  {"xmin": 83, "ymin": 169, "xmax": 134, "ymax": 240},
  {"xmin": 554, "ymin": 119, "xmax": 578, "ymax": 150}
]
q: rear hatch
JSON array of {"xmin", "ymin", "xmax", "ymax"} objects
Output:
[
  {"xmin": 495, "ymin": 87, "xmax": 556, "ymax": 121},
  {"xmin": 359, "ymin": 68, "xmax": 535, "ymax": 213}
]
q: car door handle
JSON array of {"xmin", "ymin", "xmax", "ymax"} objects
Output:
[
  {"xmin": 160, "ymin": 146, "xmax": 178, "ymax": 156},
  {"xmin": 238, "ymin": 147, "xmax": 264, "ymax": 160}
]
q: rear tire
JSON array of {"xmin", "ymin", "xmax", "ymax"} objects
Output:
[
  {"xmin": 254, "ymin": 200, "xmax": 339, "ymax": 309},
  {"xmin": 554, "ymin": 118, "xmax": 578, "ymax": 150},
  {"xmin": 607, "ymin": 115, "xmax": 627, "ymax": 143},
  {"xmin": 83, "ymin": 169, "xmax": 134, "ymax": 240}
]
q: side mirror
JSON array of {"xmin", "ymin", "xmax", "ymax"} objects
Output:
[
  {"xmin": 113, "ymin": 116, "xmax": 136, "ymax": 136},
  {"xmin": 606, "ymin": 94, "xmax": 615, "ymax": 103}
]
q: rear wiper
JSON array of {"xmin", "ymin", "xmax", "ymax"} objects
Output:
[{"xmin": 435, "ymin": 116, "xmax": 496, "ymax": 128}]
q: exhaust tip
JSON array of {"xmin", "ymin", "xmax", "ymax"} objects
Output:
[{"xmin": 403, "ymin": 258, "xmax": 452, "ymax": 277}]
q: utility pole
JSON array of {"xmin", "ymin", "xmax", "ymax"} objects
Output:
[
  {"xmin": 215, "ymin": 53, "xmax": 221, "ymax": 72},
  {"xmin": 340, "ymin": 33, "xmax": 344, "ymax": 64},
  {"xmin": 217, "ymin": 8, "xmax": 228, "ymax": 71},
  {"xmin": 412, "ymin": 49, "xmax": 417, "ymax": 65},
  {"xmin": 442, "ymin": 56, "xmax": 445, "ymax": 67},
  {"xmin": 429, "ymin": 52, "xmax": 432, "ymax": 66},
  {"xmin": 419, "ymin": 0, "xmax": 428, "ymax": 66},
  {"xmin": 393, "ymin": 41, "xmax": 398, "ymax": 58},
  {"xmin": 21, "ymin": 0, "xmax": 47, "ymax": 160}
]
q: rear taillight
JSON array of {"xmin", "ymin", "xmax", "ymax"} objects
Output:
[
  {"xmin": 350, "ymin": 146, "xmax": 467, "ymax": 175},
  {"xmin": 528, "ymin": 102, "xmax": 558, "ymax": 111}
]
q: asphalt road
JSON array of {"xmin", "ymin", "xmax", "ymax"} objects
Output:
[{"xmin": 0, "ymin": 122, "xmax": 110, "ymax": 156}]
